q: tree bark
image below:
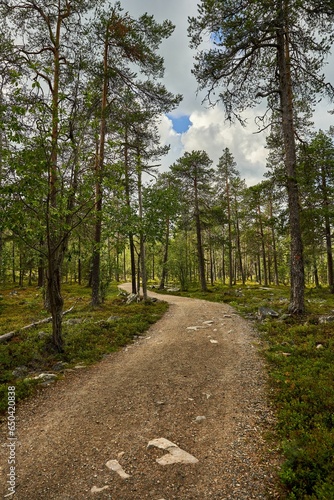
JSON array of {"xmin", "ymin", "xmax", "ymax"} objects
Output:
[
  {"xmin": 258, "ymin": 204, "xmax": 268, "ymax": 286},
  {"xmin": 270, "ymin": 200, "xmax": 280, "ymax": 285},
  {"xmin": 277, "ymin": 3, "xmax": 305, "ymax": 313},
  {"xmin": 45, "ymin": 11, "xmax": 66, "ymax": 351},
  {"xmin": 209, "ymin": 240, "xmax": 214, "ymax": 285},
  {"xmin": 221, "ymin": 230, "xmax": 226, "ymax": 285},
  {"xmin": 194, "ymin": 174, "xmax": 207, "ymax": 292},
  {"xmin": 159, "ymin": 216, "xmax": 170, "ymax": 289},
  {"xmin": 124, "ymin": 126, "xmax": 137, "ymax": 294},
  {"xmin": 313, "ymin": 254, "xmax": 320, "ymax": 288},
  {"xmin": 321, "ymin": 166, "xmax": 334, "ymax": 292},
  {"xmin": 137, "ymin": 160, "xmax": 148, "ymax": 300},
  {"xmin": 235, "ymin": 208, "xmax": 245, "ymax": 285},
  {"xmin": 0, "ymin": 89, "xmax": 3, "ymax": 285},
  {"xmin": 225, "ymin": 178, "xmax": 233, "ymax": 287},
  {"xmin": 91, "ymin": 23, "xmax": 109, "ymax": 306}
]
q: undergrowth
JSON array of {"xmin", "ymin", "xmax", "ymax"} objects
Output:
[
  {"xmin": 157, "ymin": 282, "xmax": 334, "ymax": 499},
  {"xmin": 0, "ymin": 283, "xmax": 168, "ymax": 418},
  {"xmin": 2, "ymin": 280, "xmax": 334, "ymax": 498}
]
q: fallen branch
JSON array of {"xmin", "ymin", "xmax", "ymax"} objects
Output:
[{"xmin": 0, "ymin": 306, "xmax": 75, "ymax": 343}]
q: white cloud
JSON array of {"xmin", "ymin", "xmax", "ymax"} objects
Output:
[
  {"xmin": 157, "ymin": 115, "xmax": 184, "ymax": 163},
  {"xmin": 124, "ymin": 0, "xmax": 334, "ymax": 186},
  {"xmin": 156, "ymin": 106, "xmax": 268, "ymax": 184}
]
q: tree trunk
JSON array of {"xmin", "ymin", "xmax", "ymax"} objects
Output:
[
  {"xmin": 137, "ymin": 252, "xmax": 141, "ymax": 297},
  {"xmin": 123, "ymin": 248, "xmax": 126, "ymax": 282},
  {"xmin": 258, "ymin": 204, "xmax": 268, "ymax": 286},
  {"xmin": 78, "ymin": 237, "xmax": 82, "ymax": 286},
  {"xmin": 46, "ymin": 23, "xmax": 64, "ymax": 349},
  {"xmin": 129, "ymin": 234, "xmax": 137, "ymax": 294},
  {"xmin": 321, "ymin": 166, "xmax": 334, "ymax": 292},
  {"xmin": 324, "ymin": 220, "xmax": 334, "ymax": 293},
  {"xmin": 46, "ymin": 261, "xmax": 64, "ymax": 352},
  {"xmin": 277, "ymin": 4, "xmax": 305, "ymax": 313},
  {"xmin": 137, "ymin": 162, "xmax": 148, "ymax": 301},
  {"xmin": 12, "ymin": 239, "xmax": 15, "ymax": 283},
  {"xmin": 38, "ymin": 239, "xmax": 44, "ymax": 288},
  {"xmin": 209, "ymin": 242, "xmax": 214, "ymax": 286},
  {"xmin": 313, "ymin": 254, "xmax": 320, "ymax": 288},
  {"xmin": 257, "ymin": 253, "xmax": 262, "ymax": 284},
  {"xmin": 151, "ymin": 248, "xmax": 155, "ymax": 281},
  {"xmin": 270, "ymin": 201, "xmax": 279, "ymax": 285},
  {"xmin": 124, "ymin": 127, "xmax": 136, "ymax": 294},
  {"xmin": 0, "ymin": 231, "xmax": 3, "ymax": 284},
  {"xmin": 19, "ymin": 250, "xmax": 24, "ymax": 287},
  {"xmin": 91, "ymin": 134, "xmax": 102, "ymax": 306},
  {"xmin": 235, "ymin": 215, "xmax": 245, "ymax": 285},
  {"xmin": 221, "ymin": 233, "xmax": 226, "ymax": 285},
  {"xmin": 159, "ymin": 216, "xmax": 170, "ymax": 289},
  {"xmin": 226, "ymin": 178, "xmax": 233, "ymax": 287},
  {"xmin": 91, "ymin": 24, "xmax": 109, "ymax": 306},
  {"xmin": 45, "ymin": 8, "xmax": 72, "ymax": 351},
  {"xmin": 115, "ymin": 247, "xmax": 120, "ymax": 283},
  {"xmin": 194, "ymin": 175, "xmax": 207, "ymax": 291},
  {"xmin": 0, "ymin": 90, "xmax": 3, "ymax": 284}
]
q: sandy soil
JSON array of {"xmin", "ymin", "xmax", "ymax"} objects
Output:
[{"xmin": 0, "ymin": 285, "xmax": 284, "ymax": 499}]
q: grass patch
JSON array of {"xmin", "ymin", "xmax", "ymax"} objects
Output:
[
  {"xmin": 0, "ymin": 283, "xmax": 168, "ymax": 416},
  {"xmin": 155, "ymin": 282, "xmax": 334, "ymax": 499}
]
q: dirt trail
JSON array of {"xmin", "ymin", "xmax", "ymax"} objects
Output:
[{"xmin": 0, "ymin": 285, "xmax": 283, "ymax": 499}]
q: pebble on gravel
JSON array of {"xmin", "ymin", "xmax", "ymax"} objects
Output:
[
  {"xmin": 194, "ymin": 416, "xmax": 206, "ymax": 423},
  {"xmin": 147, "ymin": 438, "xmax": 199, "ymax": 465},
  {"xmin": 91, "ymin": 485, "xmax": 110, "ymax": 494},
  {"xmin": 106, "ymin": 459, "xmax": 130, "ymax": 479}
]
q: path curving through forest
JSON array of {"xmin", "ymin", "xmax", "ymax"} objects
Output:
[{"xmin": 0, "ymin": 285, "xmax": 283, "ymax": 499}]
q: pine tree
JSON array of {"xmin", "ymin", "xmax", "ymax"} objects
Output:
[
  {"xmin": 189, "ymin": 0, "xmax": 334, "ymax": 313},
  {"xmin": 171, "ymin": 151, "xmax": 214, "ymax": 292}
]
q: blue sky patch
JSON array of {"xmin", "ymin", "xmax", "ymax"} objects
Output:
[{"xmin": 168, "ymin": 114, "xmax": 192, "ymax": 133}]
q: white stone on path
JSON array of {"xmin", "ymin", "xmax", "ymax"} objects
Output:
[
  {"xmin": 194, "ymin": 416, "xmax": 206, "ymax": 423},
  {"xmin": 210, "ymin": 339, "xmax": 218, "ymax": 344},
  {"xmin": 106, "ymin": 459, "xmax": 130, "ymax": 478},
  {"xmin": 186, "ymin": 326, "xmax": 205, "ymax": 331},
  {"xmin": 91, "ymin": 485, "xmax": 110, "ymax": 494},
  {"xmin": 147, "ymin": 438, "xmax": 198, "ymax": 465}
]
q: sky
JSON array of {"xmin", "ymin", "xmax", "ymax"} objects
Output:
[{"xmin": 123, "ymin": 0, "xmax": 334, "ymax": 186}]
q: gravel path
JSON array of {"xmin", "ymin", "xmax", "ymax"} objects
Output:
[{"xmin": 0, "ymin": 285, "xmax": 284, "ymax": 499}]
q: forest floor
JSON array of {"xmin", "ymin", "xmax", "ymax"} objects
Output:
[{"xmin": 0, "ymin": 284, "xmax": 284, "ymax": 499}]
